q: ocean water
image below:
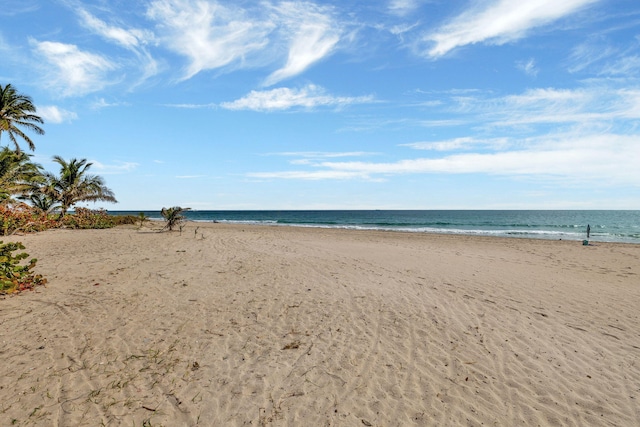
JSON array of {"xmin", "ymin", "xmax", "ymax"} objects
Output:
[{"xmin": 110, "ymin": 210, "xmax": 640, "ymax": 244}]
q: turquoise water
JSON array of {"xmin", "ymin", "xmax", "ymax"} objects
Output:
[{"xmin": 111, "ymin": 210, "xmax": 640, "ymax": 244}]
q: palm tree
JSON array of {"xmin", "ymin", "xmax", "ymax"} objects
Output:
[
  {"xmin": 161, "ymin": 206, "xmax": 190, "ymax": 231},
  {"xmin": 0, "ymin": 147, "xmax": 43, "ymax": 203},
  {"xmin": 27, "ymin": 193, "xmax": 60, "ymax": 214},
  {"xmin": 0, "ymin": 84, "xmax": 45, "ymax": 153},
  {"xmin": 46, "ymin": 156, "xmax": 117, "ymax": 219}
]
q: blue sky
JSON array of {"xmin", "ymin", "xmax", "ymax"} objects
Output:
[{"xmin": 1, "ymin": 0, "xmax": 639, "ymax": 210}]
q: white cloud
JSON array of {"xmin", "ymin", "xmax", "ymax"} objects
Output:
[
  {"xmin": 568, "ymin": 39, "xmax": 617, "ymax": 73},
  {"xmin": 388, "ymin": 0, "xmax": 421, "ymax": 17},
  {"xmin": 254, "ymin": 133, "xmax": 639, "ymax": 185},
  {"xmin": 517, "ymin": 58, "xmax": 539, "ymax": 77},
  {"xmin": 436, "ymin": 85, "xmax": 640, "ymax": 129},
  {"xmin": 248, "ymin": 170, "xmax": 368, "ymax": 180},
  {"xmin": 75, "ymin": 8, "xmax": 159, "ymax": 85},
  {"xmin": 145, "ymin": 1, "xmax": 343, "ymax": 84},
  {"xmin": 488, "ymin": 86, "xmax": 640, "ymax": 126},
  {"xmin": 401, "ymin": 137, "xmax": 509, "ymax": 151},
  {"xmin": 91, "ymin": 98, "xmax": 129, "ymax": 109},
  {"xmin": 263, "ymin": 2, "xmax": 341, "ymax": 86},
  {"xmin": 272, "ymin": 151, "xmax": 375, "ymax": 158},
  {"xmin": 0, "ymin": 0, "xmax": 39, "ymax": 16},
  {"xmin": 162, "ymin": 102, "xmax": 217, "ymax": 109},
  {"xmin": 31, "ymin": 40, "xmax": 115, "ymax": 96},
  {"xmin": 599, "ymin": 55, "xmax": 640, "ymax": 77},
  {"xmin": 90, "ymin": 160, "xmax": 139, "ymax": 174},
  {"xmin": 77, "ymin": 9, "xmax": 152, "ymax": 49},
  {"xmin": 220, "ymin": 84, "xmax": 374, "ymax": 111},
  {"xmin": 37, "ymin": 105, "xmax": 78, "ymax": 123},
  {"xmin": 423, "ymin": 0, "xmax": 599, "ymax": 58},
  {"xmin": 147, "ymin": 0, "xmax": 272, "ymax": 80}
]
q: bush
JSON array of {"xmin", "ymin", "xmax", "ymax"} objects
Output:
[
  {"xmin": 0, "ymin": 204, "xmax": 56, "ymax": 236},
  {"xmin": 110, "ymin": 214, "xmax": 139, "ymax": 226},
  {"xmin": 161, "ymin": 206, "xmax": 190, "ymax": 231},
  {"xmin": 0, "ymin": 240, "xmax": 47, "ymax": 294},
  {"xmin": 61, "ymin": 208, "xmax": 116, "ymax": 229}
]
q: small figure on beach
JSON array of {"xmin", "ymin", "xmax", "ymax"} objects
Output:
[{"xmin": 587, "ymin": 224, "xmax": 591, "ymax": 239}]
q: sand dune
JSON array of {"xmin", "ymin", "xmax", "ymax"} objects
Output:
[{"xmin": 1, "ymin": 223, "xmax": 639, "ymax": 426}]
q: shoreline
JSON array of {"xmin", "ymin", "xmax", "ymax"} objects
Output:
[
  {"xmin": 121, "ymin": 209, "xmax": 640, "ymax": 245},
  {"xmin": 157, "ymin": 218, "xmax": 637, "ymax": 246},
  {"xmin": 2, "ymin": 223, "xmax": 639, "ymax": 426}
]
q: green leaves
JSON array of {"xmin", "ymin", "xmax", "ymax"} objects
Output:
[
  {"xmin": 0, "ymin": 240, "xmax": 47, "ymax": 294},
  {"xmin": 0, "ymin": 84, "xmax": 45, "ymax": 153},
  {"xmin": 161, "ymin": 206, "xmax": 190, "ymax": 231}
]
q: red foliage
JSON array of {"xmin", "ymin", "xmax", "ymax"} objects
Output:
[{"xmin": 0, "ymin": 203, "xmax": 57, "ymax": 235}]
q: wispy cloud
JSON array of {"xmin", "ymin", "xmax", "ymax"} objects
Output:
[
  {"xmin": 599, "ymin": 55, "xmax": 640, "ymax": 77},
  {"xmin": 77, "ymin": 9, "xmax": 152, "ymax": 49},
  {"xmin": 91, "ymin": 98, "xmax": 129, "ymax": 109},
  {"xmin": 401, "ymin": 137, "xmax": 509, "ymax": 151},
  {"xmin": 37, "ymin": 105, "xmax": 78, "ymax": 123},
  {"xmin": 248, "ymin": 170, "xmax": 368, "ymax": 180},
  {"xmin": 76, "ymin": 7, "xmax": 159, "ymax": 85},
  {"xmin": 263, "ymin": 2, "xmax": 342, "ymax": 86},
  {"xmin": 146, "ymin": 0, "xmax": 344, "ymax": 84},
  {"xmin": 147, "ymin": 0, "xmax": 272, "ymax": 80},
  {"xmin": 220, "ymin": 84, "xmax": 374, "ymax": 111},
  {"xmin": 388, "ymin": 0, "xmax": 422, "ymax": 17},
  {"xmin": 30, "ymin": 39, "xmax": 115, "ymax": 96},
  {"xmin": 162, "ymin": 102, "xmax": 217, "ymax": 109},
  {"xmin": 0, "ymin": 0, "xmax": 39, "ymax": 16},
  {"xmin": 270, "ymin": 151, "xmax": 376, "ymax": 158},
  {"xmin": 485, "ymin": 86, "xmax": 640, "ymax": 126},
  {"xmin": 568, "ymin": 39, "xmax": 617, "ymax": 73},
  {"xmin": 246, "ymin": 76, "xmax": 640, "ymax": 187},
  {"xmin": 517, "ymin": 58, "xmax": 539, "ymax": 77},
  {"xmin": 90, "ymin": 160, "xmax": 139, "ymax": 174},
  {"xmin": 250, "ymin": 133, "xmax": 640, "ymax": 185},
  {"xmin": 423, "ymin": 0, "xmax": 600, "ymax": 58}
]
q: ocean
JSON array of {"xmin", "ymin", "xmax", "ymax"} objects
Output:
[{"xmin": 110, "ymin": 210, "xmax": 640, "ymax": 244}]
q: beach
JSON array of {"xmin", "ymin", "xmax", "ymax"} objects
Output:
[{"xmin": 1, "ymin": 223, "xmax": 639, "ymax": 426}]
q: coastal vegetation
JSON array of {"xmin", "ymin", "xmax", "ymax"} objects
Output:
[
  {"xmin": 0, "ymin": 83, "xmax": 44, "ymax": 153},
  {"xmin": 41, "ymin": 156, "xmax": 118, "ymax": 219},
  {"xmin": 161, "ymin": 206, "xmax": 190, "ymax": 231},
  {"xmin": 0, "ymin": 240, "xmax": 46, "ymax": 294},
  {"xmin": 0, "ymin": 83, "xmax": 128, "ymax": 293}
]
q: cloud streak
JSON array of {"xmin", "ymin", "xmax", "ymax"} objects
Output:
[
  {"xmin": 423, "ymin": 0, "xmax": 600, "ymax": 58},
  {"xmin": 263, "ymin": 2, "xmax": 342, "ymax": 86},
  {"xmin": 77, "ymin": 9, "xmax": 152, "ymax": 49},
  {"xmin": 249, "ymin": 133, "xmax": 640, "ymax": 185},
  {"xmin": 220, "ymin": 84, "xmax": 374, "ymax": 111}
]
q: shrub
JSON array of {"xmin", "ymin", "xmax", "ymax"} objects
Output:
[
  {"xmin": 0, "ymin": 204, "xmax": 56, "ymax": 236},
  {"xmin": 0, "ymin": 240, "xmax": 47, "ymax": 294},
  {"xmin": 110, "ymin": 214, "xmax": 139, "ymax": 226},
  {"xmin": 161, "ymin": 206, "xmax": 190, "ymax": 231},
  {"xmin": 61, "ymin": 207, "xmax": 115, "ymax": 229}
]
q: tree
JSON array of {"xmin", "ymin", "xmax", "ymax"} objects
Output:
[
  {"xmin": 26, "ymin": 192, "xmax": 60, "ymax": 214},
  {"xmin": 161, "ymin": 206, "xmax": 190, "ymax": 231},
  {"xmin": 0, "ymin": 147, "xmax": 43, "ymax": 203},
  {"xmin": 46, "ymin": 156, "xmax": 117, "ymax": 218},
  {"xmin": 0, "ymin": 84, "xmax": 45, "ymax": 153}
]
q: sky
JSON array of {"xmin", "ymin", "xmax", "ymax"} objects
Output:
[{"xmin": 1, "ymin": 0, "xmax": 640, "ymax": 210}]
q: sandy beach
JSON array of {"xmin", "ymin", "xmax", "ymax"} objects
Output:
[{"xmin": 1, "ymin": 222, "xmax": 639, "ymax": 426}]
